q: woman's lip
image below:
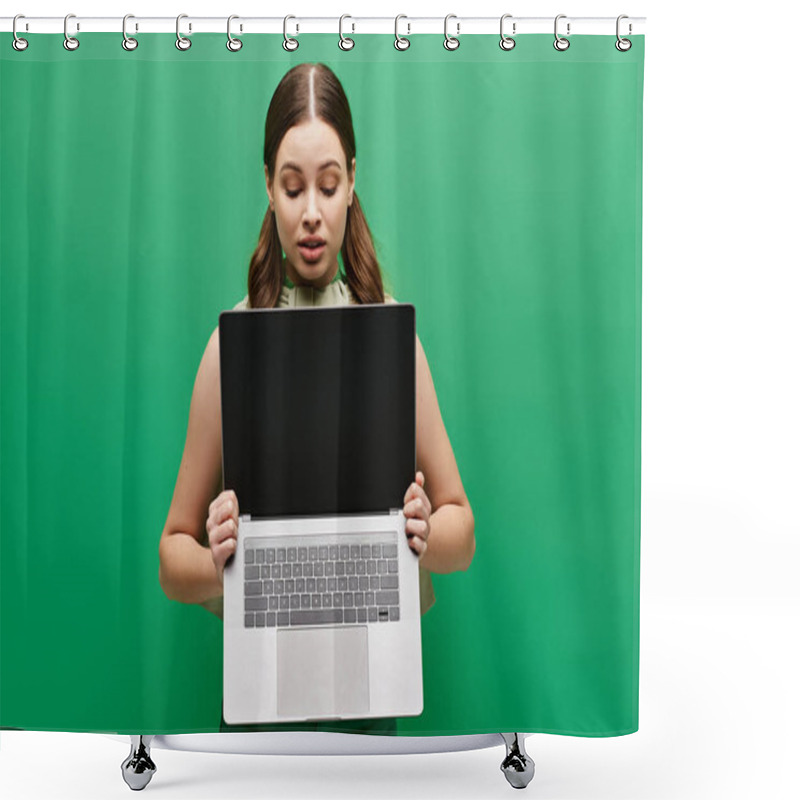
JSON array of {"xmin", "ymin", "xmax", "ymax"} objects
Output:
[{"xmin": 299, "ymin": 243, "xmax": 325, "ymax": 262}]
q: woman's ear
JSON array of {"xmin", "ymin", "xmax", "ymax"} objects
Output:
[
  {"xmin": 265, "ymin": 165, "xmax": 274, "ymax": 208},
  {"xmin": 349, "ymin": 157, "xmax": 356, "ymax": 206}
]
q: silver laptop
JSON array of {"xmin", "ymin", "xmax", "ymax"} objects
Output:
[{"xmin": 219, "ymin": 303, "xmax": 423, "ymax": 725}]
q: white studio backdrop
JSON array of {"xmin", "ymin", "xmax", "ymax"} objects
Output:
[{"xmin": 0, "ymin": 1, "xmax": 798, "ymax": 799}]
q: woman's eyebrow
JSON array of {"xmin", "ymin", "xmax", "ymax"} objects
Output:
[{"xmin": 280, "ymin": 160, "xmax": 342, "ymax": 174}]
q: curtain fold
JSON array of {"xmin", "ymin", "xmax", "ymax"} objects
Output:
[{"xmin": 1, "ymin": 32, "xmax": 644, "ymax": 736}]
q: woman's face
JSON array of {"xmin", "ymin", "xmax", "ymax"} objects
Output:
[{"xmin": 266, "ymin": 118, "xmax": 355, "ymax": 289}]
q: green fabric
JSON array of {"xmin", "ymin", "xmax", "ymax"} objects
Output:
[{"xmin": 0, "ymin": 33, "xmax": 643, "ymax": 737}]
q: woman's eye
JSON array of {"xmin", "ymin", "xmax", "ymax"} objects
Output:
[
  {"xmin": 321, "ymin": 187, "xmax": 336, "ymax": 197},
  {"xmin": 285, "ymin": 189, "xmax": 301, "ymax": 198}
]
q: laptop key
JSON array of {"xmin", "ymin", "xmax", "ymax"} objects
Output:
[
  {"xmin": 359, "ymin": 576, "xmax": 369, "ymax": 591},
  {"xmin": 378, "ymin": 561, "xmax": 388, "ymax": 574},
  {"xmin": 376, "ymin": 591, "xmax": 399, "ymax": 606},
  {"xmin": 344, "ymin": 609, "xmax": 357, "ymax": 623},
  {"xmin": 277, "ymin": 548, "xmax": 286, "ymax": 563},
  {"xmin": 372, "ymin": 544, "xmax": 382, "ymax": 558},
  {"xmin": 290, "ymin": 594, "xmax": 300, "ymax": 609},
  {"xmin": 319, "ymin": 546, "xmax": 328, "ymax": 560},
  {"xmin": 245, "ymin": 566, "xmax": 260, "ymax": 580},
  {"xmin": 344, "ymin": 592, "xmax": 354, "ymax": 607},
  {"xmin": 268, "ymin": 596, "xmax": 278, "ymax": 611},
  {"xmin": 245, "ymin": 597, "xmax": 268, "ymax": 611},
  {"xmin": 256, "ymin": 612, "xmax": 266, "ymax": 627},
  {"xmin": 314, "ymin": 562, "xmax": 323, "ymax": 576},
  {"xmin": 368, "ymin": 606, "xmax": 378, "ymax": 622},
  {"xmin": 301, "ymin": 594, "xmax": 311, "ymax": 609},
  {"xmin": 383, "ymin": 544, "xmax": 398, "ymax": 558},
  {"xmin": 245, "ymin": 613, "xmax": 255, "ymax": 627},
  {"xmin": 255, "ymin": 550, "xmax": 265, "ymax": 564},
  {"xmin": 323, "ymin": 594, "xmax": 332, "ymax": 607},
  {"xmin": 346, "ymin": 562, "xmax": 355, "ymax": 576},
  {"xmin": 292, "ymin": 563, "xmax": 302, "ymax": 577},
  {"xmin": 390, "ymin": 607, "xmax": 400, "ymax": 622},
  {"xmin": 277, "ymin": 612, "xmax": 290, "ymax": 626},
  {"xmin": 267, "ymin": 612, "xmax": 277, "ymax": 627},
  {"xmin": 378, "ymin": 607, "xmax": 389, "ymax": 621},
  {"xmin": 309, "ymin": 546, "xmax": 318, "ymax": 561},
  {"xmin": 298, "ymin": 547, "xmax": 307, "ymax": 561},
  {"xmin": 348, "ymin": 576, "xmax": 358, "ymax": 591},
  {"xmin": 303, "ymin": 563, "xmax": 313, "ymax": 577},
  {"xmin": 356, "ymin": 560, "xmax": 366, "ymax": 575},
  {"xmin": 388, "ymin": 560, "xmax": 398, "ymax": 574},
  {"xmin": 380, "ymin": 575, "xmax": 399, "ymax": 590},
  {"xmin": 287, "ymin": 547, "xmax": 297, "ymax": 561},
  {"xmin": 266, "ymin": 548, "xmax": 276, "ymax": 564},
  {"xmin": 367, "ymin": 560, "xmax": 377, "ymax": 574},
  {"xmin": 335, "ymin": 561, "xmax": 345, "ymax": 576},
  {"xmin": 333, "ymin": 593, "xmax": 343, "ymax": 607},
  {"xmin": 245, "ymin": 581, "xmax": 263, "ymax": 596},
  {"xmin": 357, "ymin": 607, "xmax": 367, "ymax": 623},
  {"xmin": 291, "ymin": 609, "xmax": 343, "ymax": 626},
  {"xmin": 245, "ymin": 550, "xmax": 255, "ymax": 564},
  {"xmin": 280, "ymin": 595, "xmax": 290, "ymax": 610},
  {"xmin": 312, "ymin": 594, "xmax": 321, "ymax": 608}
]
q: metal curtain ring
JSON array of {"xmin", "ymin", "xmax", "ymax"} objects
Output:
[
  {"xmin": 499, "ymin": 14, "xmax": 515, "ymax": 51},
  {"xmin": 122, "ymin": 14, "xmax": 138, "ymax": 51},
  {"xmin": 616, "ymin": 15, "xmax": 632, "ymax": 51},
  {"xmin": 443, "ymin": 14, "xmax": 460, "ymax": 51},
  {"xmin": 227, "ymin": 15, "xmax": 243, "ymax": 52},
  {"xmin": 554, "ymin": 14, "xmax": 570, "ymax": 51},
  {"xmin": 283, "ymin": 15, "xmax": 299, "ymax": 51},
  {"xmin": 394, "ymin": 14, "xmax": 410, "ymax": 50},
  {"xmin": 12, "ymin": 14, "xmax": 28, "ymax": 52},
  {"xmin": 339, "ymin": 15, "xmax": 354, "ymax": 50},
  {"xmin": 64, "ymin": 13, "xmax": 79, "ymax": 51},
  {"xmin": 176, "ymin": 14, "xmax": 191, "ymax": 50}
]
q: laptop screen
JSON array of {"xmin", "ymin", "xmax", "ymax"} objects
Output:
[{"xmin": 219, "ymin": 304, "xmax": 416, "ymax": 518}]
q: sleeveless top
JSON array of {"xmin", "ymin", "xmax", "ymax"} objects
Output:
[{"xmin": 219, "ymin": 264, "xmax": 436, "ymax": 617}]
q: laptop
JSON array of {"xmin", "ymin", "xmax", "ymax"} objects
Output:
[{"xmin": 219, "ymin": 303, "xmax": 424, "ymax": 725}]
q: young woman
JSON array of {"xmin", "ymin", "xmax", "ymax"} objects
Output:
[{"xmin": 158, "ymin": 63, "xmax": 475, "ymax": 734}]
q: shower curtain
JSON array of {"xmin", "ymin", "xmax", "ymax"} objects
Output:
[{"xmin": 0, "ymin": 30, "xmax": 643, "ymax": 737}]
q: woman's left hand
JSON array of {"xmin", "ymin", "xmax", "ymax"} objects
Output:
[{"xmin": 403, "ymin": 471, "xmax": 431, "ymax": 558}]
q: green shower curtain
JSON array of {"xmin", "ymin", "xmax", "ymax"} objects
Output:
[{"xmin": 0, "ymin": 32, "xmax": 643, "ymax": 736}]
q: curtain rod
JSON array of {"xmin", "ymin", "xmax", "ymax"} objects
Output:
[{"xmin": 1, "ymin": 16, "xmax": 646, "ymax": 37}]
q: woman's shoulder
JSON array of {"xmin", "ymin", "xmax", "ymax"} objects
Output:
[{"xmin": 232, "ymin": 294, "xmax": 250, "ymax": 311}]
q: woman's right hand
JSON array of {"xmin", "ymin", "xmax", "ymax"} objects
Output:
[{"xmin": 207, "ymin": 489, "xmax": 240, "ymax": 586}]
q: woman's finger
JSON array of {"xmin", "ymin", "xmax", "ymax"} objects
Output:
[
  {"xmin": 210, "ymin": 517, "xmax": 237, "ymax": 547},
  {"xmin": 405, "ymin": 517, "xmax": 427, "ymax": 537}
]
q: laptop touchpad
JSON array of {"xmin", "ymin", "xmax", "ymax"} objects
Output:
[{"xmin": 277, "ymin": 626, "xmax": 370, "ymax": 719}]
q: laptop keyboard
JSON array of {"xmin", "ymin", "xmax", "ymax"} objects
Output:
[{"xmin": 242, "ymin": 536, "xmax": 401, "ymax": 628}]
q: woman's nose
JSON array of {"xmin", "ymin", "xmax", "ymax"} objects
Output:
[{"xmin": 302, "ymin": 189, "xmax": 322, "ymax": 224}]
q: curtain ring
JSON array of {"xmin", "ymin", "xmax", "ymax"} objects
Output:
[
  {"xmin": 122, "ymin": 14, "xmax": 138, "ymax": 51},
  {"xmin": 176, "ymin": 14, "xmax": 191, "ymax": 50},
  {"xmin": 443, "ymin": 14, "xmax": 460, "ymax": 51},
  {"xmin": 12, "ymin": 14, "xmax": 28, "ymax": 52},
  {"xmin": 615, "ymin": 15, "xmax": 632, "ymax": 51},
  {"xmin": 554, "ymin": 14, "xmax": 570, "ymax": 51},
  {"xmin": 227, "ymin": 15, "xmax": 243, "ymax": 52},
  {"xmin": 283, "ymin": 15, "xmax": 299, "ymax": 51},
  {"xmin": 394, "ymin": 15, "xmax": 410, "ymax": 51},
  {"xmin": 64, "ymin": 13, "xmax": 80, "ymax": 51},
  {"xmin": 339, "ymin": 15, "xmax": 355, "ymax": 51},
  {"xmin": 499, "ymin": 14, "xmax": 515, "ymax": 51}
]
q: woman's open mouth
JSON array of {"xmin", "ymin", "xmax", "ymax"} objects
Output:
[{"xmin": 299, "ymin": 239, "xmax": 325, "ymax": 263}]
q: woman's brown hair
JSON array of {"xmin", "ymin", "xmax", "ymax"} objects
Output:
[{"xmin": 247, "ymin": 63, "xmax": 386, "ymax": 308}]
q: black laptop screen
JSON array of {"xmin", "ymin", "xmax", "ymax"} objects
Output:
[{"xmin": 218, "ymin": 304, "xmax": 416, "ymax": 518}]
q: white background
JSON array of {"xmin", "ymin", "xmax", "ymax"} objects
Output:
[{"xmin": 2, "ymin": 1, "xmax": 798, "ymax": 798}]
